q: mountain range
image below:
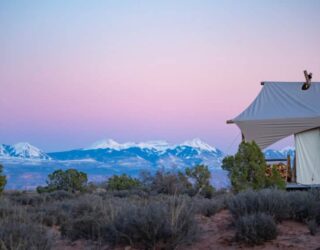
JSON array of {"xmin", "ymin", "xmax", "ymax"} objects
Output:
[
  {"xmin": 0, "ymin": 139, "xmax": 295, "ymax": 167},
  {"xmin": 48, "ymin": 138, "xmax": 224, "ymax": 170},
  {"xmin": 0, "ymin": 139, "xmax": 295, "ymax": 190}
]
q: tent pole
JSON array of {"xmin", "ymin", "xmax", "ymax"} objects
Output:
[
  {"xmin": 287, "ymin": 154, "xmax": 291, "ymax": 183},
  {"xmin": 241, "ymin": 133, "xmax": 245, "ymax": 142},
  {"xmin": 292, "ymin": 155, "xmax": 297, "ymax": 183}
]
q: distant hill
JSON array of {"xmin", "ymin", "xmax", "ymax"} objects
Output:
[{"xmin": 0, "ymin": 143, "xmax": 51, "ymax": 160}]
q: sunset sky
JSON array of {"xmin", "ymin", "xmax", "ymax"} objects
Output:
[{"xmin": 1, "ymin": 0, "xmax": 320, "ymax": 152}]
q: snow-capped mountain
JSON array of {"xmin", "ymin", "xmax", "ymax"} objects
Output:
[
  {"xmin": 0, "ymin": 143, "xmax": 51, "ymax": 160},
  {"xmin": 86, "ymin": 138, "xmax": 219, "ymax": 153},
  {"xmin": 86, "ymin": 139, "xmax": 170, "ymax": 152},
  {"xmin": 49, "ymin": 138, "xmax": 224, "ymax": 169},
  {"xmin": 181, "ymin": 138, "xmax": 219, "ymax": 153},
  {"xmin": 0, "ymin": 138, "xmax": 296, "ymax": 170},
  {"xmin": 264, "ymin": 147, "xmax": 295, "ymax": 160}
]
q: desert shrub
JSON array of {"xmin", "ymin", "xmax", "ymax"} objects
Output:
[
  {"xmin": 287, "ymin": 191, "xmax": 320, "ymax": 222},
  {"xmin": 60, "ymin": 194, "xmax": 113, "ymax": 241},
  {"xmin": 61, "ymin": 214, "xmax": 105, "ymax": 241},
  {"xmin": 0, "ymin": 221, "xmax": 52, "ymax": 250},
  {"xmin": 200, "ymin": 185, "xmax": 215, "ymax": 199},
  {"xmin": 107, "ymin": 174, "xmax": 141, "ymax": 191},
  {"xmin": 37, "ymin": 169, "xmax": 88, "ymax": 193},
  {"xmin": 108, "ymin": 189, "xmax": 149, "ymax": 198},
  {"xmin": 141, "ymin": 167, "xmax": 215, "ymax": 198},
  {"xmin": 228, "ymin": 189, "xmax": 320, "ymax": 240},
  {"xmin": 228, "ymin": 189, "xmax": 289, "ymax": 222},
  {"xmin": 185, "ymin": 165, "xmax": 215, "ymax": 197},
  {"xmin": 235, "ymin": 213, "xmax": 277, "ymax": 245},
  {"xmin": 109, "ymin": 195, "xmax": 198, "ymax": 249},
  {"xmin": 59, "ymin": 194, "xmax": 197, "ymax": 249},
  {"xmin": 0, "ymin": 197, "xmax": 31, "ymax": 219},
  {"xmin": 0, "ymin": 164, "xmax": 6, "ymax": 193},
  {"xmin": 45, "ymin": 189, "xmax": 76, "ymax": 201},
  {"xmin": 35, "ymin": 202, "xmax": 71, "ymax": 226},
  {"xmin": 194, "ymin": 197, "xmax": 225, "ymax": 217},
  {"xmin": 149, "ymin": 170, "xmax": 192, "ymax": 195},
  {"xmin": 0, "ymin": 197, "xmax": 52, "ymax": 250},
  {"xmin": 8, "ymin": 192, "xmax": 46, "ymax": 206}
]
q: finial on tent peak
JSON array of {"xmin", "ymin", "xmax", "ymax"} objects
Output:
[{"xmin": 302, "ymin": 70, "xmax": 312, "ymax": 90}]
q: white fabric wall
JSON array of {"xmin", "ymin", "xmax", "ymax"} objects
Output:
[{"xmin": 295, "ymin": 128, "xmax": 320, "ymax": 184}]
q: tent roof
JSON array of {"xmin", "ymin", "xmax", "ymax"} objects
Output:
[{"xmin": 229, "ymin": 82, "xmax": 320, "ymax": 149}]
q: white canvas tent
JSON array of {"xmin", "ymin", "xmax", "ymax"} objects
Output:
[{"xmin": 228, "ymin": 82, "xmax": 320, "ymax": 185}]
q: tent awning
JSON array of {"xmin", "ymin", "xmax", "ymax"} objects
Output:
[{"xmin": 229, "ymin": 82, "xmax": 320, "ymax": 149}]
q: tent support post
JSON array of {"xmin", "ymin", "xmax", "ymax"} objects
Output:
[
  {"xmin": 241, "ymin": 133, "xmax": 245, "ymax": 142},
  {"xmin": 287, "ymin": 155, "xmax": 291, "ymax": 183},
  {"xmin": 292, "ymin": 155, "xmax": 297, "ymax": 183}
]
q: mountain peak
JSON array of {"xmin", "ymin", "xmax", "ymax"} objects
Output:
[
  {"xmin": 86, "ymin": 139, "xmax": 170, "ymax": 151},
  {"xmin": 181, "ymin": 138, "xmax": 217, "ymax": 152},
  {"xmin": 87, "ymin": 139, "xmax": 124, "ymax": 150},
  {"xmin": 13, "ymin": 142, "xmax": 34, "ymax": 149},
  {"xmin": 0, "ymin": 142, "xmax": 51, "ymax": 160}
]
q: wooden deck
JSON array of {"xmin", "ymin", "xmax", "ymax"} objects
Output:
[{"xmin": 286, "ymin": 183, "xmax": 320, "ymax": 190}]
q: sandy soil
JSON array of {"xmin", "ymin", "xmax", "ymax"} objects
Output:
[{"xmin": 52, "ymin": 210, "xmax": 320, "ymax": 250}]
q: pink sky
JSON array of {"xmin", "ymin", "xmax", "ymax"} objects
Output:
[{"xmin": 1, "ymin": 0, "xmax": 320, "ymax": 152}]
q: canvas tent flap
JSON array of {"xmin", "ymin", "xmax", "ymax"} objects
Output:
[
  {"xmin": 295, "ymin": 129, "xmax": 320, "ymax": 185},
  {"xmin": 231, "ymin": 82, "xmax": 320, "ymax": 149}
]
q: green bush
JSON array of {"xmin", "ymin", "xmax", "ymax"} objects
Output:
[
  {"xmin": 265, "ymin": 165, "xmax": 286, "ymax": 189},
  {"xmin": 185, "ymin": 165, "xmax": 215, "ymax": 197},
  {"xmin": 235, "ymin": 213, "xmax": 277, "ymax": 245},
  {"xmin": 107, "ymin": 174, "xmax": 141, "ymax": 191},
  {"xmin": 0, "ymin": 164, "xmax": 6, "ymax": 193},
  {"xmin": 37, "ymin": 169, "xmax": 88, "ymax": 193},
  {"xmin": 222, "ymin": 141, "xmax": 285, "ymax": 192}
]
